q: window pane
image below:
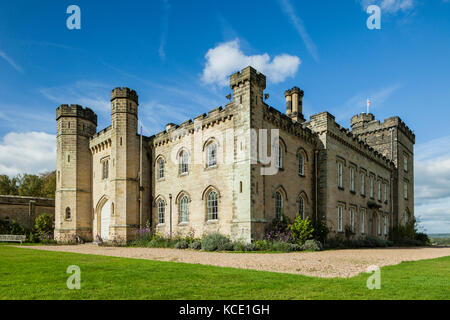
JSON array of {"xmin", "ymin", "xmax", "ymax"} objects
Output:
[
  {"xmin": 275, "ymin": 192, "xmax": 283, "ymax": 219},
  {"xmin": 207, "ymin": 191, "xmax": 218, "ymax": 220}
]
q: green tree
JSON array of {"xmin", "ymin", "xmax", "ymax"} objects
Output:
[
  {"xmin": 40, "ymin": 172, "xmax": 56, "ymax": 199},
  {"xmin": 290, "ymin": 216, "xmax": 314, "ymax": 245},
  {"xmin": 0, "ymin": 175, "xmax": 18, "ymax": 195},
  {"xmin": 17, "ymin": 174, "xmax": 43, "ymax": 197},
  {"xmin": 34, "ymin": 214, "xmax": 54, "ymax": 237}
]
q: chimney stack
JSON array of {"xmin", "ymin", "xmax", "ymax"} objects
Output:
[{"xmin": 284, "ymin": 87, "xmax": 305, "ymax": 123}]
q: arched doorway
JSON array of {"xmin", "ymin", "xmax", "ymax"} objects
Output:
[{"xmin": 100, "ymin": 200, "xmax": 111, "ymax": 241}]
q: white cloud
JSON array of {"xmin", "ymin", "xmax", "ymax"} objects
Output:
[
  {"xmin": 360, "ymin": 0, "xmax": 415, "ymax": 14},
  {"xmin": 201, "ymin": 40, "xmax": 301, "ymax": 87},
  {"xmin": 0, "ymin": 50, "xmax": 23, "ymax": 73},
  {"xmin": 0, "ymin": 132, "xmax": 56, "ymax": 176},
  {"xmin": 415, "ymin": 136, "xmax": 450, "ymax": 233},
  {"xmin": 278, "ymin": 0, "xmax": 319, "ymax": 62}
]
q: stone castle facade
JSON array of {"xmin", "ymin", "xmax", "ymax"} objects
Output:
[{"xmin": 54, "ymin": 66, "xmax": 415, "ymax": 243}]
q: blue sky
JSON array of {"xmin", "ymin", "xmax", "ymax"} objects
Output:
[{"xmin": 0, "ymin": 0, "xmax": 449, "ymax": 232}]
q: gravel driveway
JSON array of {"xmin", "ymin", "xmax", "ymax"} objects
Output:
[{"xmin": 20, "ymin": 245, "xmax": 450, "ymax": 278}]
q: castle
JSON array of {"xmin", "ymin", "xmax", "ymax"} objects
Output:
[{"xmin": 54, "ymin": 66, "xmax": 415, "ymax": 243}]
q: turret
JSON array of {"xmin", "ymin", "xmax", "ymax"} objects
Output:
[
  {"xmin": 230, "ymin": 66, "xmax": 266, "ymax": 107},
  {"xmin": 110, "ymin": 87, "xmax": 141, "ymax": 241},
  {"xmin": 285, "ymin": 87, "xmax": 305, "ymax": 123},
  {"xmin": 55, "ymin": 104, "xmax": 97, "ymax": 242}
]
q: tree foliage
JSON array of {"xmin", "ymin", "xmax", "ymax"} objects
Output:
[
  {"xmin": 0, "ymin": 172, "xmax": 55, "ymax": 198},
  {"xmin": 290, "ymin": 216, "xmax": 314, "ymax": 245}
]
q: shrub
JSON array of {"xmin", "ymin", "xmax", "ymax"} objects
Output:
[
  {"xmin": 201, "ymin": 232, "xmax": 232, "ymax": 251},
  {"xmin": 9, "ymin": 220, "xmax": 26, "ymax": 235},
  {"xmin": 311, "ymin": 217, "xmax": 329, "ymax": 243},
  {"xmin": 0, "ymin": 219, "xmax": 10, "ymax": 234},
  {"xmin": 271, "ymin": 241, "xmax": 293, "ymax": 252},
  {"xmin": 415, "ymin": 232, "xmax": 431, "ymax": 245},
  {"xmin": 290, "ymin": 244, "xmax": 303, "ymax": 252},
  {"xmin": 232, "ymin": 242, "xmax": 256, "ymax": 252},
  {"xmin": 290, "ymin": 216, "xmax": 314, "ymax": 245},
  {"xmin": 301, "ymin": 239, "xmax": 322, "ymax": 251},
  {"xmin": 134, "ymin": 227, "xmax": 153, "ymax": 247},
  {"xmin": 265, "ymin": 215, "xmax": 292, "ymax": 234},
  {"xmin": 34, "ymin": 214, "xmax": 53, "ymax": 237},
  {"xmin": 254, "ymin": 240, "xmax": 272, "ymax": 251},
  {"xmin": 189, "ymin": 241, "xmax": 202, "ymax": 250},
  {"xmin": 174, "ymin": 240, "xmax": 189, "ymax": 249},
  {"xmin": 148, "ymin": 235, "xmax": 175, "ymax": 248}
]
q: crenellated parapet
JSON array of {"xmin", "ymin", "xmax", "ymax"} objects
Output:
[
  {"xmin": 152, "ymin": 105, "xmax": 234, "ymax": 147},
  {"xmin": 230, "ymin": 66, "xmax": 266, "ymax": 91},
  {"xmin": 262, "ymin": 105, "xmax": 315, "ymax": 146},
  {"xmin": 111, "ymin": 87, "xmax": 139, "ymax": 104},
  {"xmin": 351, "ymin": 114, "xmax": 415, "ymax": 144},
  {"xmin": 309, "ymin": 112, "xmax": 395, "ymax": 170},
  {"xmin": 56, "ymin": 104, "xmax": 97, "ymax": 125}
]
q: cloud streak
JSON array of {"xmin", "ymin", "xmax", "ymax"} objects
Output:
[
  {"xmin": 335, "ymin": 83, "xmax": 402, "ymax": 122},
  {"xmin": 278, "ymin": 0, "xmax": 319, "ymax": 62},
  {"xmin": 0, "ymin": 50, "xmax": 23, "ymax": 73},
  {"xmin": 360, "ymin": 0, "xmax": 415, "ymax": 14},
  {"xmin": 159, "ymin": 0, "xmax": 171, "ymax": 61}
]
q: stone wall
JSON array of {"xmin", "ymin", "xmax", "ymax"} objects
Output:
[
  {"xmin": 308, "ymin": 112, "xmax": 394, "ymax": 239},
  {"xmin": 0, "ymin": 196, "xmax": 55, "ymax": 230}
]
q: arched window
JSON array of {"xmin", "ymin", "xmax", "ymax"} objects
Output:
[
  {"xmin": 158, "ymin": 200, "xmax": 165, "ymax": 224},
  {"xmin": 298, "ymin": 153, "xmax": 305, "ymax": 176},
  {"xmin": 206, "ymin": 191, "xmax": 218, "ymax": 220},
  {"xmin": 276, "ymin": 145, "xmax": 283, "ymax": 169},
  {"xmin": 65, "ymin": 207, "xmax": 71, "ymax": 220},
  {"xmin": 179, "ymin": 151, "xmax": 188, "ymax": 174},
  {"xmin": 298, "ymin": 196, "xmax": 305, "ymax": 219},
  {"xmin": 111, "ymin": 203, "xmax": 115, "ymax": 216},
  {"xmin": 275, "ymin": 191, "xmax": 283, "ymax": 219},
  {"xmin": 180, "ymin": 196, "xmax": 189, "ymax": 223},
  {"xmin": 157, "ymin": 158, "xmax": 165, "ymax": 179},
  {"xmin": 207, "ymin": 143, "xmax": 217, "ymax": 167}
]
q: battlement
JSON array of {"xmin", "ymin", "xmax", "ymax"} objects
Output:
[
  {"xmin": 263, "ymin": 105, "xmax": 316, "ymax": 145},
  {"xmin": 230, "ymin": 66, "xmax": 266, "ymax": 90},
  {"xmin": 350, "ymin": 113, "xmax": 375, "ymax": 129},
  {"xmin": 284, "ymin": 86, "xmax": 304, "ymax": 98},
  {"xmin": 111, "ymin": 87, "xmax": 139, "ymax": 104},
  {"xmin": 351, "ymin": 114, "xmax": 415, "ymax": 144},
  {"xmin": 56, "ymin": 104, "xmax": 97, "ymax": 125},
  {"xmin": 153, "ymin": 105, "xmax": 233, "ymax": 145},
  {"xmin": 308, "ymin": 111, "xmax": 395, "ymax": 169}
]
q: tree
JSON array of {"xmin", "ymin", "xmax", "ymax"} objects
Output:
[
  {"xmin": 40, "ymin": 172, "xmax": 56, "ymax": 199},
  {"xmin": 0, "ymin": 175, "xmax": 18, "ymax": 195},
  {"xmin": 290, "ymin": 216, "xmax": 314, "ymax": 245},
  {"xmin": 17, "ymin": 174, "xmax": 43, "ymax": 197}
]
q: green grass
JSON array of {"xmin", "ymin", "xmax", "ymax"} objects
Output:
[{"xmin": 0, "ymin": 246, "xmax": 449, "ymax": 300}]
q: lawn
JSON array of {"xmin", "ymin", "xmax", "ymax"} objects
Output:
[{"xmin": 0, "ymin": 245, "xmax": 449, "ymax": 300}]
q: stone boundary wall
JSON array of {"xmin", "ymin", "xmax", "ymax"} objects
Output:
[{"xmin": 0, "ymin": 195, "xmax": 55, "ymax": 230}]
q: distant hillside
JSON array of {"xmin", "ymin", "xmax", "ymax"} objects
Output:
[{"xmin": 428, "ymin": 234, "xmax": 450, "ymax": 238}]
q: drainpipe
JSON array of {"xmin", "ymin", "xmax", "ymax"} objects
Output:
[
  {"xmin": 315, "ymin": 150, "xmax": 319, "ymax": 222},
  {"xmin": 169, "ymin": 193, "xmax": 173, "ymax": 237},
  {"xmin": 139, "ymin": 127, "xmax": 143, "ymax": 229},
  {"xmin": 390, "ymin": 127, "xmax": 395, "ymax": 230}
]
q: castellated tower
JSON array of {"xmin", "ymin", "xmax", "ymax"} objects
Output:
[
  {"xmin": 110, "ymin": 87, "xmax": 140, "ymax": 241},
  {"xmin": 55, "ymin": 105, "xmax": 97, "ymax": 242},
  {"xmin": 351, "ymin": 113, "xmax": 415, "ymax": 227}
]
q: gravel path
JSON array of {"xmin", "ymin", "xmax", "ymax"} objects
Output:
[{"xmin": 20, "ymin": 245, "xmax": 450, "ymax": 278}]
